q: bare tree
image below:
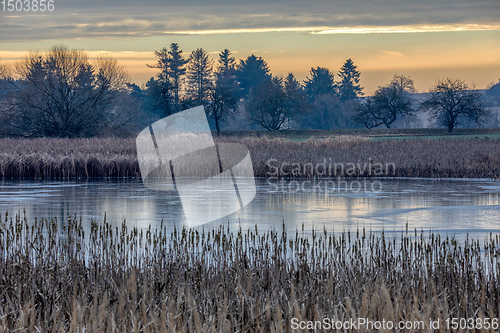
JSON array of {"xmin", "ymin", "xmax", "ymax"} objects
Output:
[
  {"xmin": 248, "ymin": 76, "xmax": 303, "ymax": 133},
  {"xmin": 10, "ymin": 45, "xmax": 130, "ymax": 137},
  {"xmin": 391, "ymin": 74, "xmax": 417, "ymax": 94},
  {"xmin": 0, "ymin": 61, "xmax": 8, "ymax": 80},
  {"xmin": 0, "ymin": 60, "xmax": 15, "ymax": 135},
  {"xmin": 0, "ymin": 59, "xmax": 11, "ymax": 97},
  {"xmin": 355, "ymin": 75, "xmax": 416, "ymax": 128},
  {"xmin": 421, "ymin": 78, "xmax": 486, "ymax": 132}
]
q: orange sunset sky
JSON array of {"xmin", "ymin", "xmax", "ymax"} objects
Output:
[{"xmin": 1, "ymin": 0, "xmax": 499, "ymax": 94}]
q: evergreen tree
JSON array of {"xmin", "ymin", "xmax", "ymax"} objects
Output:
[
  {"xmin": 147, "ymin": 47, "xmax": 170, "ymax": 85},
  {"xmin": 338, "ymin": 58, "xmax": 363, "ymax": 101},
  {"xmin": 207, "ymin": 49, "xmax": 239, "ymax": 136},
  {"xmin": 304, "ymin": 67, "xmax": 336, "ymax": 100},
  {"xmin": 236, "ymin": 55, "xmax": 271, "ymax": 98},
  {"xmin": 146, "ymin": 47, "xmax": 174, "ymax": 115},
  {"xmin": 284, "ymin": 73, "xmax": 308, "ymax": 121},
  {"xmin": 145, "ymin": 77, "xmax": 174, "ymax": 116},
  {"xmin": 146, "ymin": 43, "xmax": 188, "ymax": 114},
  {"xmin": 168, "ymin": 43, "xmax": 188, "ymax": 111},
  {"xmin": 186, "ymin": 48, "xmax": 213, "ymax": 104},
  {"xmin": 218, "ymin": 49, "xmax": 236, "ymax": 74}
]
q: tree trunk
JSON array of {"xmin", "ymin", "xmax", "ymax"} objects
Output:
[{"xmin": 214, "ymin": 116, "xmax": 221, "ymax": 136}]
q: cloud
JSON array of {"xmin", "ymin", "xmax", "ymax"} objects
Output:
[
  {"xmin": 0, "ymin": 51, "xmax": 32, "ymax": 59},
  {"xmin": 162, "ymin": 23, "xmax": 500, "ymax": 36},
  {"xmin": 314, "ymin": 24, "xmax": 500, "ymax": 35},
  {"xmin": 1, "ymin": 0, "xmax": 499, "ymax": 42},
  {"xmin": 380, "ymin": 50, "xmax": 406, "ymax": 58}
]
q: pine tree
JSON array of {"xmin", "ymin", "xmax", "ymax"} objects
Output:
[
  {"xmin": 218, "ymin": 49, "xmax": 236, "ymax": 74},
  {"xmin": 147, "ymin": 47, "xmax": 170, "ymax": 83},
  {"xmin": 284, "ymin": 73, "xmax": 307, "ymax": 120},
  {"xmin": 338, "ymin": 59, "xmax": 363, "ymax": 101},
  {"xmin": 186, "ymin": 48, "xmax": 213, "ymax": 104},
  {"xmin": 146, "ymin": 47, "xmax": 174, "ymax": 115},
  {"xmin": 168, "ymin": 43, "xmax": 187, "ymax": 111},
  {"xmin": 304, "ymin": 67, "xmax": 336, "ymax": 100},
  {"xmin": 236, "ymin": 55, "xmax": 271, "ymax": 98},
  {"xmin": 207, "ymin": 49, "xmax": 239, "ymax": 136}
]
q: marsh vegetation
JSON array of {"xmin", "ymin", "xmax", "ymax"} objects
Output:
[
  {"xmin": 1, "ymin": 134, "xmax": 499, "ymax": 179},
  {"xmin": 0, "ymin": 213, "xmax": 498, "ymax": 331}
]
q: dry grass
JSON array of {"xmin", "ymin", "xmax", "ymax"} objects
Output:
[
  {"xmin": 229, "ymin": 136, "xmax": 500, "ymax": 179},
  {"xmin": 0, "ymin": 136, "xmax": 500, "ymax": 179},
  {"xmin": 0, "ymin": 212, "xmax": 499, "ymax": 332},
  {"xmin": 0, "ymin": 137, "xmax": 140, "ymax": 178}
]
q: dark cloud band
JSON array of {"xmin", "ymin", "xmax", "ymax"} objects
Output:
[{"xmin": 1, "ymin": 0, "xmax": 499, "ymax": 42}]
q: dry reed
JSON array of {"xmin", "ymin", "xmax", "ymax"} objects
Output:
[
  {"xmin": 0, "ymin": 136, "xmax": 499, "ymax": 179},
  {"xmin": 0, "ymin": 212, "xmax": 498, "ymax": 332}
]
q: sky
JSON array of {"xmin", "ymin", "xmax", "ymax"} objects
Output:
[{"xmin": 1, "ymin": 0, "xmax": 499, "ymax": 94}]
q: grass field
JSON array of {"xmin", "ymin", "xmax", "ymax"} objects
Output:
[
  {"xmin": 220, "ymin": 128, "xmax": 500, "ymax": 141},
  {"xmin": 0, "ymin": 129, "xmax": 499, "ymax": 179},
  {"xmin": 0, "ymin": 213, "xmax": 498, "ymax": 332}
]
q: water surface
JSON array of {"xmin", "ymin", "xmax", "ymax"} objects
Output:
[{"xmin": 0, "ymin": 178, "xmax": 499, "ymax": 240}]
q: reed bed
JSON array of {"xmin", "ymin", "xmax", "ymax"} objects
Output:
[
  {"xmin": 0, "ymin": 137, "xmax": 140, "ymax": 179},
  {"xmin": 0, "ymin": 213, "xmax": 499, "ymax": 332},
  {"xmin": 236, "ymin": 136, "xmax": 500, "ymax": 179},
  {"xmin": 0, "ymin": 136, "xmax": 500, "ymax": 179}
]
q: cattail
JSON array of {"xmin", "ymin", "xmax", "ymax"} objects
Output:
[{"xmin": 0, "ymin": 213, "xmax": 498, "ymax": 330}]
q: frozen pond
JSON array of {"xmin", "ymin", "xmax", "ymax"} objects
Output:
[{"xmin": 0, "ymin": 178, "xmax": 499, "ymax": 239}]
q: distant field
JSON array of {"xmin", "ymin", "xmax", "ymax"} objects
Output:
[{"xmin": 220, "ymin": 128, "xmax": 500, "ymax": 141}]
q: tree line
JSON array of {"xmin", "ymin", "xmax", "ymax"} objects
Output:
[
  {"xmin": 141, "ymin": 44, "xmax": 366, "ymax": 135},
  {"xmin": 0, "ymin": 44, "xmax": 497, "ymax": 137}
]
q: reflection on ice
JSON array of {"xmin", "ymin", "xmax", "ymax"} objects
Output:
[{"xmin": 0, "ymin": 178, "xmax": 498, "ymax": 240}]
